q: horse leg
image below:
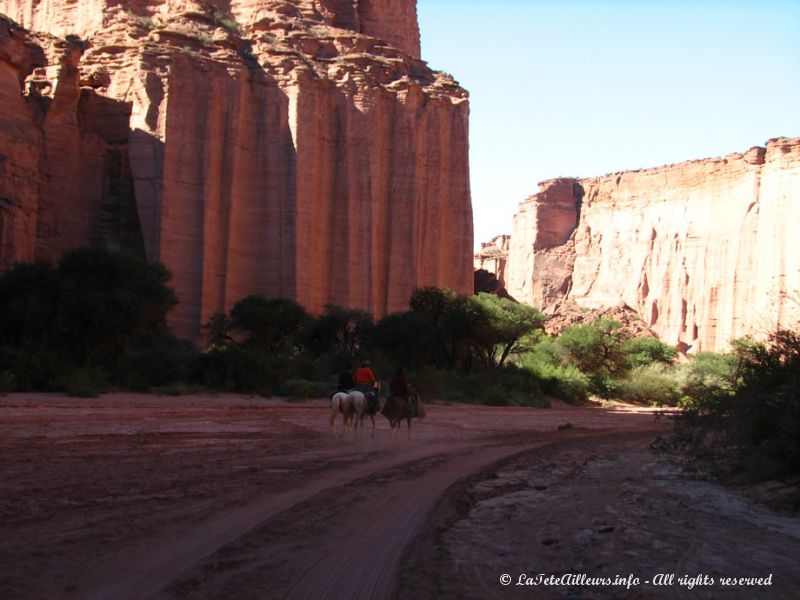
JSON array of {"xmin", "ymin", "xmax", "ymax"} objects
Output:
[
  {"xmin": 342, "ymin": 411, "xmax": 351, "ymax": 436},
  {"xmin": 406, "ymin": 417, "xmax": 412, "ymax": 439},
  {"xmin": 330, "ymin": 402, "xmax": 339, "ymax": 437},
  {"xmin": 369, "ymin": 414, "xmax": 375, "ymax": 437}
]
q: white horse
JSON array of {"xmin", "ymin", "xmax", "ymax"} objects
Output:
[
  {"xmin": 345, "ymin": 384, "xmax": 381, "ymax": 437},
  {"xmin": 330, "ymin": 392, "xmax": 354, "ymax": 436}
]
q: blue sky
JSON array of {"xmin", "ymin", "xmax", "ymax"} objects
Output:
[{"xmin": 417, "ymin": 0, "xmax": 800, "ymax": 248}]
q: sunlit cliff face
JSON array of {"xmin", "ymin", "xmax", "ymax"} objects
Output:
[
  {"xmin": 0, "ymin": 0, "xmax": 473, "ymax": 340},
  {"xmin": 499, "ymin": 138, "xmax": 800, "ymax": 352}
]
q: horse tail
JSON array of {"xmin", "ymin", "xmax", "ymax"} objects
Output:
[{"xmin": 330, "ymin": 394, "xmax": 341, "ymax": 427}]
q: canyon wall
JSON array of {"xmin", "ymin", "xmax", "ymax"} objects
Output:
[
  {"xmin": 500, "ymin": 138, "xmax": 800, "ymax": 352},
  {"xmin": 0, "ymin": 1, "xmax": 471, "ymax": 340}
]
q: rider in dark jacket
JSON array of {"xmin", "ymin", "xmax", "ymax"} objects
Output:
[
  {"xmin": 390, "ymin": 367, "xmax": 417, "ymax": 414},
  {"xmin": 337, "ymin": 365, "xmax": 354, "ymax": 392}
]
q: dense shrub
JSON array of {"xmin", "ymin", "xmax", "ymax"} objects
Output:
[
  {"xmin": 519, "ymin": 339, "xmax": 590, "ymax": 403},
  {"xmin": 620, "ymin": 365, "xmax": 681, "ymax": 406},
  {"xmin": 679, "ymin": 351, "xmax": 739, "ymax": 410},
  {"xmin": 197, "ymin": 345, "xmax": 277, "ymax": 394},
  {"xmin": 0, "ymin": 247, "xmax": 177, "ymax": 368},
  {"xmin": 622, "ymin": 337, "xmax": 678, "ymax": 368},
  {"xmin": 0, "ymin": 370, "xmax": 17, "ymax": 395},
  {"xmin": 0, "ymin": 346, "xmax": 73, "ymax": 392},
  {"xmin": 275, "ymin": 379, "xmax": 334, "ymax": 400},
  {"xmin": 532, "ymin": 362, "xmax": 591, "ymax": 403},
  {"xmin": 675, "ymin": 330, "xmax": 800, "ymax": 479},
  {"xmin": 58, "ymin": 367, "xmax": 109, "ymax": 398},
  {"xmin": 111, "ymin": 342, "xmax": 197, "ymax": 392}
]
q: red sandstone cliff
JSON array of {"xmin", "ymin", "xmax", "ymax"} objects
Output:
[
  {"xmin": 0, "ymin": 1, "xmax": 472, "ymax": 340},
  {"xmin": 496, "ymin": 138, "xmax": 800, "ymax": 352}
]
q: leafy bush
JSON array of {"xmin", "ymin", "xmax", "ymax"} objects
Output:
[
  {"xmin": 589, "ymin": 374, "xmax": 625, "ymax": 399},
  {"xmin": 484, "ymin": 385, "xmax": 512, "ymax": 406},
  {"xmin": 519, "ymin": 395, "xmax": 551, "ymax": 409},
  {"xmin": 623, "ymin": 337, "xmax": 678, "ymax": 368},
  {"xmin": 410, "ymin": 366, "xmax": 449, "ymax": 398},
  {"xmin": 275, "ymin": 379, "xmax": 334, "ymax": 400},
  {"xmin": 58, "ymin": 367, "xmax": 108, "ymax": 397},
  {"xmin": 679, "ymin": 351, "xmax": 739, "ymax": 410},
  {"xmin": 197, "ymin": 345, "xmax": 277, "ymax": 394},
  {"xmin": 620, "ymin": 365, "xmax": 681, "ymax": 406},
  {"xmin": 675, "ymin": 329, "xmax": 800, "ymax": 479},
  {"xmin": 161, "ymin": 382, "xmax": 193, "ymax": 396},
  {"xmin": 0, "ymin": 346, "xmax": 72, "ymax": 392},
  {"xmin": 111, "ymin": 341, "xmax": 197, "ymax": 391},
  {"xmin": 0, "ymin": 370, "xmax": 17, "ymax": 395},
  {"xmin": 519, "ymin": 341, "xmax": 590, "ymax": 403}
]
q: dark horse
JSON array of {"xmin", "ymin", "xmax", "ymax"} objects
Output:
[{"xmin": 381, "ymin": 393, "xmax": 425, "ymax": 437}]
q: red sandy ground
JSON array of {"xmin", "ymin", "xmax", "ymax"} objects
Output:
[{"xmin": 0, "ymin": 393, "xmax": 797, "ymax": 599}]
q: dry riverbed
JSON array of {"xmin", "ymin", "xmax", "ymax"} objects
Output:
[{"xmin": 0, "ymin": 393, "xmax": 797, "ymax": 599}]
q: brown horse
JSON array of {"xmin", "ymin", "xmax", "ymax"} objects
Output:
[{"xmin": 381, "ymin": 393, "xmax": 425, "ymax": 437}]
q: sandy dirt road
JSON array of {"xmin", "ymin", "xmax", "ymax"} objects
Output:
[{"xmin": 1, "ymin": 393, "xmax": 796, "ymax": 599}]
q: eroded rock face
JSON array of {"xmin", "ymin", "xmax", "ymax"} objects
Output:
[
  {"xmin": 0, "ymin": 1, "xmax": 471, "ymax": 340},
  {"xmin": 0, "ymin": 15, "xmax": 143, "ymax": 267},
  {"xmin": 1, "ymin": 0, "xmax": 421, "ymax": 57},
  {"xmin": 498, "ymin": 138, "xmax": 800, "ymax": 352},
  {"xmin": 473, "ymin": 234, "xmax": 509, "ymax": 281}
]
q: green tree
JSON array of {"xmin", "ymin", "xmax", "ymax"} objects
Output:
[
  {"xmin": 302, "ymin": 304, "xmax": 374, "ymax": 357},
  {"xmin": 409, "ymin": 286, "xmax": 455, "ymax": 324},
  {"xmin": 54, "ymin": 246, "xmax": 177, "ymax": 366},
  {"xmin": 370, "ymin": 311, "xmax": 434, "ymax": 370},
  {"xmin": 408, "ymin": 286, "xmax": 487, "ymax": 369},
  {"xmin": 0, "ymin": 261, "xmax": 57, "ymax": 350},
  {"xmin": 229, "ymin": 295, "xmax": 311, "ymax": 355},
  {"xmin": 470, "ymin": 293, "xmax": 546, "ymax": 368},
  {"xmin": 557, "ymin": 318, "xmax": 629, "ymax": 380},
  {"xmin": 202, "ymin": 311, "xmax": 233, "ymax": 348},
  {"xmin": 622, "ymin": 336, "xmax": 678, "ymax": 368}
]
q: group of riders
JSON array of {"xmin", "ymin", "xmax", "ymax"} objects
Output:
[{"xmin": 334, "ymin": 361, "xmax": 420, "ymax": 416}]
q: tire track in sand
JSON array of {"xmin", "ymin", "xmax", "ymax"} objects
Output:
[
  {"xmin": 80, "ymin": 438, "xmax": 524, "ymax": 600},
  {"xmin": 283, "ymin": 440, "xmax": 576, "ymax": 600}
]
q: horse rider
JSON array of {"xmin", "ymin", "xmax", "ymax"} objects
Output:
[
  {"xmin": 353, "ymin": 360, "xmax": 379, "ymax": 409},
  {"xmin": 337, "ymin": 364, "xmax": 354, "ymax": 392},
  {"xmin": 331, "ymin": 364, "xmax": 354, "ymax": 406},
  {"xmin": 390, "ymin": 367, "xmax": 417, "ymax": 415}
]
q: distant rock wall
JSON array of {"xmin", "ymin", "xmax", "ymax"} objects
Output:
[
  {"xmin": 500, "ymin": 138, "xmax": 800, "ymax": 352},
  {"xmin": 0, "ymin": 1, "xmax": 471, "ymax": 340}
]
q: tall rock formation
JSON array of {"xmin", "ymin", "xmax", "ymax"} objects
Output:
[
  {"xmin": 498, "ymin": 138, "xmax": 800, "ymax": 352},
  {"xmin": 0, "ymin": 1, "xmax": 472, "ymax": 340},
  {"xmin": 473, "ymin": 234, "xmax": 509, "ymax": 281}
]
